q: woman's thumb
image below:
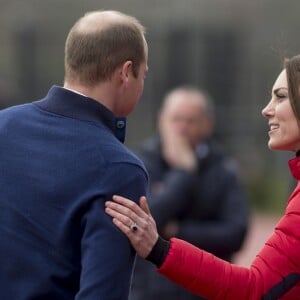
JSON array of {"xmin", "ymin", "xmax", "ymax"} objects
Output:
[{"xmin": 140, "ymin": 196, "xmax": 151, "ymax": 215}]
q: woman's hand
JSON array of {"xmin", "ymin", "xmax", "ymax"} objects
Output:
[{"xmin": 105, "ymin": 195, "xmax": 159, "ymax": 258}]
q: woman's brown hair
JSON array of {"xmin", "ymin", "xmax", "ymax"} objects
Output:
[{"xmin": 285, "ymin": 55, "xmax": 300, "ymax": 124}]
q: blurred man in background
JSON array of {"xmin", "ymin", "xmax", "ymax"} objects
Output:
[{"xmin": 130, "ymin": 86, "xmax": 249, "ymax": 300}]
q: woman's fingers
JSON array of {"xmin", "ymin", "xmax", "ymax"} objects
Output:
[
  {"xmin": 108, "ymin": 195, "xmax": 149, "ymax": 217},
  {"xmin": 105, "ymin": 195, "xmax": 159, "ymax": 258},
  {"xmin": 105, "ymin": 205, "xmax": 132, "ymax": 227},
  {"xmin": 111, "ymin": 217, "xmax": 131, "ymax": 235},
  {"xmin": 112, "ymin": 195, "xmax": 142, "ymax": 212},
  {"xmin": 105, "ymin": 195, "xmax": 148, "ymax": 230}
]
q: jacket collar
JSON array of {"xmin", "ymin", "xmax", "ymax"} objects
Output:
[
  {"xmin": 288, "ymin": 156, "xmax": 300, "ymax": 180},
  {"xmin": 33, "ymin": 86, "xmax": 126, "ymax": 143}
]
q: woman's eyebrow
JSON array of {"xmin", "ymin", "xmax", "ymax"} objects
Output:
[{"xmin": 273, "ymin": 87, "xmax": 288, "ymax": 95}]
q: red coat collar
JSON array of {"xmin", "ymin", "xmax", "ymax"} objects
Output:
[{"xmin": 288, "ymin": 156, "xmax": 300, "ymax": 180}]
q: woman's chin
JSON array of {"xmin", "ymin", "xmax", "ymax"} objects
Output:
[{"xmin": 268, "ymin": 141, "xmax": 282, "ymax": 151}]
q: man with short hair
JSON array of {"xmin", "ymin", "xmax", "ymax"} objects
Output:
[
  {"xmin": 130, "ymin": 86, "xmax": 249, "ymax": 300},
  {"xmin": 0, "ymin": 10, "xmax": 148, "ymax": 299}
]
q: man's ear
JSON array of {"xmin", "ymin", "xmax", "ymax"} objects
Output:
[{"xmin": 120, "ymin": 60, "xmax": 133, "ymax": 87}]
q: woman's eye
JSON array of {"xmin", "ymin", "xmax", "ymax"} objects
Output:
[{"xmin": 276, "ymin": 94, "xmax": 286, "ymax": 99}]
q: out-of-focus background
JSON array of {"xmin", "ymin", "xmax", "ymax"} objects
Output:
[{"xmin": 0, "ymin": 0, "xmax": 298, "ymax": 265}]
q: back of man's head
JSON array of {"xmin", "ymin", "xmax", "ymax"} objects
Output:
[{"xmin": 64, "ymin": 10, "xmax": 146, "ymax": 86}]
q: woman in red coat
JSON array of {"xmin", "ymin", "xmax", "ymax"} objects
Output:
[{"xmin": 105, "ymin": 55, "xmax": 300, "ymax": 299}]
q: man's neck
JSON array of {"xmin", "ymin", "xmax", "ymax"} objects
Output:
[
  {"xmin": 63, "ymin": 81, "xmax": 116, "ymax": 114},
  {"xmin": 63, "ymin": 87, "xmax": 88, "ymax": 97}
]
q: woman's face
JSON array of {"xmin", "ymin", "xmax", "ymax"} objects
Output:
[{"xmin": 262, "ymin": 69, "xmax": 300, "ymax": 152}]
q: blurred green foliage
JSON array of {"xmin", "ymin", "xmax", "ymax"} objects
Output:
[{"xmin": 246, "ymin": 172, "xmax": 292, "ymax": 214}]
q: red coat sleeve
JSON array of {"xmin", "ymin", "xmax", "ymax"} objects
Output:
[{"xmin": 157, "ymin": 187, "xmax": 300, "ymax": 299}]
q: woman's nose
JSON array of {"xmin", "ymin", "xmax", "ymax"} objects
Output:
[{"xmin": 261, "ymin": 100, "xmax": 273, "ymax": 118}]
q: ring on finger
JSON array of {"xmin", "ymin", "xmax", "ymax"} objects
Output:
[{"xmin": 130, "ymin": 222, "xmax": 138, "ymax": 232}]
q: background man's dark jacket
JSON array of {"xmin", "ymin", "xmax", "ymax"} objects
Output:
[{"xmin": 130, "ymin": 135, "xmax": 249, "ymax": 300}]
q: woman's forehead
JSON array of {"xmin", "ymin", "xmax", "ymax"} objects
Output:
[{"xmin": 272, "ymin": 69, "xmax": 287, "ymax": 91}]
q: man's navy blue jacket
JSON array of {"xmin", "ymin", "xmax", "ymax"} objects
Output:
[{"xmin": 0, "ymin": 86, "xmax": 148, "ymax": 299}]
